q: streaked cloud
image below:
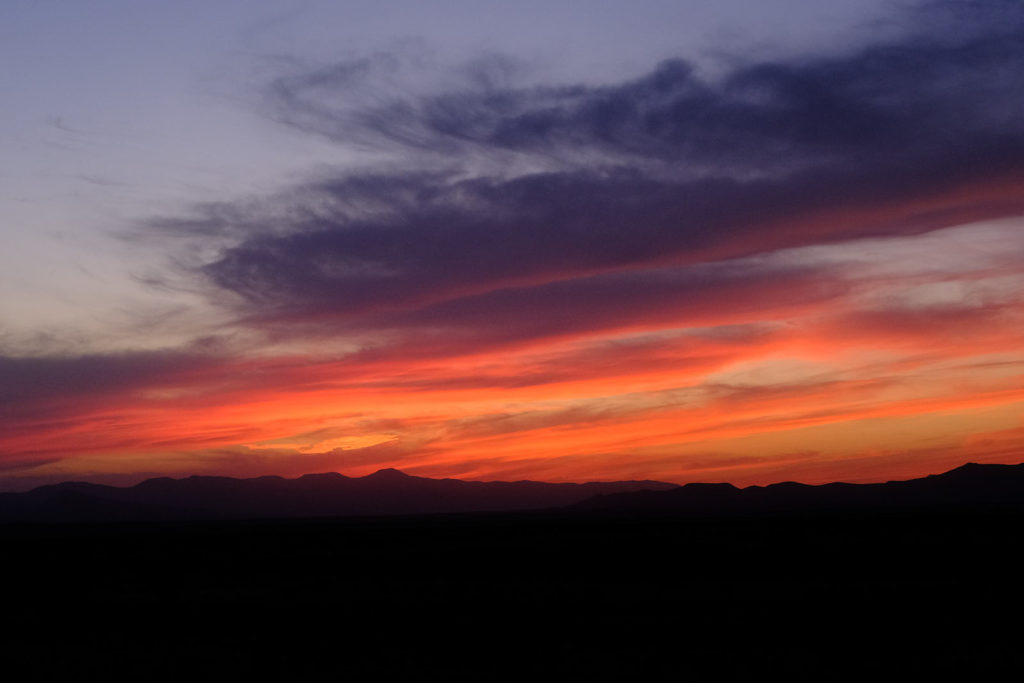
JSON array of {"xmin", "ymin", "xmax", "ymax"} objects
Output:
[{"xmin": 2, "ymin": 1, "xmax": 1023, "ymax": 490}]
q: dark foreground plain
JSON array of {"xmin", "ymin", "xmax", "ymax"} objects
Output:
[{"xmin": 6, "ymin": 505, "xmax": 1024, "ymax": 680}]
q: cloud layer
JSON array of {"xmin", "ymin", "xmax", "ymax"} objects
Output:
[{"xmin": 3, "ymin": 1, "xmax": 1024, "ymax": 489}]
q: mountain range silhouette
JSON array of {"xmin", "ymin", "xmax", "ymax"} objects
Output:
[
  {"xmin": 574, "ymin": 461, "xmax": 1024, "ymax": 515},
  {"xmin": 2, "ymin": 461, "xmax": 1023, "ymax": 522},
  {"xmin": 5, "ymin": 461, "xmax": 1024, "ymax": 678},
  {"xmin": 0, "ymin": 468, "xmax": 675, "ymax": 522}
]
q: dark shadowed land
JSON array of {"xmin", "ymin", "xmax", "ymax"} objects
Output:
[
  {"xmin": 0, "ymin": 468, "xmax": 676, "ymax": 522},
  {"xmin": 5, "ymin": 463, "xmax": 1024, "ymax": 679},
  {"xmin": 3, "ymin": 461, "xmax": 1024, "ymax": 522}
]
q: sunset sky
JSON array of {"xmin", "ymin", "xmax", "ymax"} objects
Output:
[{"xmin": 3, "ymin": 0, "xmax": 1024, "ymax": 490}]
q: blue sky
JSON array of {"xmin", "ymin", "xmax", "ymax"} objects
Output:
[{"xmin": 2, "ymin": 0, "xmax": 893, "ymax": 353}]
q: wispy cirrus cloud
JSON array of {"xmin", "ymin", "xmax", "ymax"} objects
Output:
[
  {"xmin": 266, "ymin": 1, "xmax": 1024, "ymax": 171},
  {"xmin": 4, "ymin": 1, "xmax": 1024, "ymax": 489},
  {"xmin": 157, "ymin": 0, "xmax": 1024, "ymax": 338}
]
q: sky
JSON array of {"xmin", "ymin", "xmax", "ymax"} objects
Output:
[{"xmin": 2, "ymin": 0, "xmax": 1024, "ymax": 490}]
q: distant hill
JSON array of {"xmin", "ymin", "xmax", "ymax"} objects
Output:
[
  {"xmin": 0, "ymin": 468, "xmax": 676, "ymax": 523},
  {"xmin": 3, "ymin": 462, "xmax": 1024, "ymax": 523},
  {"xmin": 572, "ymin": 462, "xmax": 1024, "ymax": 515}
]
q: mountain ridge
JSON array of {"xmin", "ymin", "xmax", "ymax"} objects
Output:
[
  {"xmin": 0, "ymin": 467, "xmax": 677, "ymax": 522},
  {"xmin": 573, "ymin": 461, "xmax": 1024, "ymax": 514},
  {"xmin": 3, "ymin": 462, "xmax": 1024, "ymax": 523}
]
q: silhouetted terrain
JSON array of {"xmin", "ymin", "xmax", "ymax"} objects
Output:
[
  {"xmin": 4, "ymin": 462, "xmax": 1024, "ymax": 679},
  {"xmin": 574, "ymin": 462, "xmax": 1024, "ymax": 515},
  {"xmin": 4, "ymin": 462, "xmax": 1024, "ymax": 523},
  {"xmin": 0, "ymin": 468, "xmax": 675, "ymax": 522}
]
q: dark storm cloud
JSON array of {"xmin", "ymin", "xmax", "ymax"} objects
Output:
[{"xmin": 167, "ymin": 1, "xmax": 1024, "ymax": 332}]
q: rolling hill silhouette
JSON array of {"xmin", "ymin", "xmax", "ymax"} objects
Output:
[
  {"xmin": 0, "ymin": 468, "xmax": 675, "ymax": 522},
  {"xmin": 2, "ymin": 461, "xmax": 1023, "ymax": 522},
  {"xmin": 573, "ymin": 462, "xmax": 1024, "ymax": 514},
  {"xmin": 5, "ymin": 462, "xmax": 1024, "ymax": 678}
]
